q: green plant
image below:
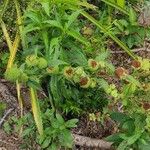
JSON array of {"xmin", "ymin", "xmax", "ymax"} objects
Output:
[
  {"xmin": 3, "ymin": 102, "xmax": 78, "ymax": 150},
  {"xmin": 106, "ymin": 58, "xmax": 150, "ymax": 149},
  {"xmin": 0, "ymin": 102, "xmax": 7, "ymax": 118},
  {"xmin": 1, "ymin": 1, "xmax": 150, "ymax": 150}
]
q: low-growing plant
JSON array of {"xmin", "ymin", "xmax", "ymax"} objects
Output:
[{"xmin": 3, "ymin": 101, "xmax": 78, "ymax": 150}]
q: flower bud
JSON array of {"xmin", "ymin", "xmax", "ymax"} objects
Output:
[
  {"xmin": 88, "ymin": 59, "xmax": 99, "ymax": 71},
  {"xmin": 63, "ymin": 66, "xmax": 74, "ymax": 79},
  {"xmin": 115, "ymin": 67, "xmax": 128, "ymax": 78},
  {"xmin": 131, "ymin": 60, "xmax": 141, "ymax": 69},
  {"xmin": 46, "ymin": 66, "xmax": 59, "ymax": 74},
  {"xmin": 5, "ymin": 67, "xmax": 21, "ymax": 82},
  {"xmin": 37, "ymin": 57, "xmax": 48, "ymax": 69},
  {"xmin": 74, "ymin": 67, "xmax": 84, "ymax": 76},
  {"xmin": 79, "ymin": 76, "xmax": 91, "ymax": 88},
  {"xmin": 25, "ymin": 55, "xmax": 38, "ymax": 67}
]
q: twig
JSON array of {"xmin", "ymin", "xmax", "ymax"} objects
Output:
[
  {"xmin": 72, "ymin": 133, "xmax": 113, "ymax": 149},
  {"xmin": 0, "ymin": 108, "xmax": 14, "ymax": 128},
  {"xmin": 111, "ymin": 48, "xmax": 150, "ymax": 54}
]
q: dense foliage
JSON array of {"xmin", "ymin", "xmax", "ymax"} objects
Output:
[{"xmin": 0, "ymin": 0, "xmax": 150, "ymax": 149}]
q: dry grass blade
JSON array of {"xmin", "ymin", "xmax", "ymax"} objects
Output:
[
  {"xmin": 30, "ymin": 87, "xmax": 43, "ymax": 135},
  {"xmin": 6, "ymin": 32, "xmax": 20, "ymax": 69},
  {"xmin": 1, "ymin": 20, "xmax": 13, "ymax": 53}
]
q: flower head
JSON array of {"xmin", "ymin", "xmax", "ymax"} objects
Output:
[
  {"xmin": 79, "ymin": 76, "xmax": 91, "ymax": 88},
  {"xmin": 37, "ymin": 57, "xmax": 48, "ymax": 69},
  {"xmin": 25, "ymin": 55, "xmax": 38, "ymax": 67},
  {"xmin": 5, "ymin": 66, "xmax": 21, "ymax": 82},
  {"xmin": 115, "ymin": 67, "xmax": 128, "ymax": 78},
  {"xmin": 88, "ymin": 59, "xmax": 99, "ymax": 71},
  {"xmin": 63, "ymin": 66, "xmax": 74, "ymax": 79},
  {"xmin": 131, "ymin": 60, "xmax": 141, "ymax": 69}
]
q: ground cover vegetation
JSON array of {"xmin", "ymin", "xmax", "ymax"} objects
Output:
[{"xmin": 0, "ymin": 0, "xmax": 150, "ymax": 149}]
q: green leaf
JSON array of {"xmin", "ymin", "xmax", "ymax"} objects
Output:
[
  {"xmin": 21, "ymin": 128, "xmax": 32, "ymax": 137},
  {"xmin": 129, "ymin": 7, "xmax": 137, "ymax": 25},
  {"xmin": 42, "ymin": 138, "xmax": 51, "ymax": 149},
  {"xmin": 56, "ymin": 113, "xmax": 65, "ymax": 124},
  {"xmin": 65, "ymin": 119, "xmax": 78, "ymax": 128},
  {"xmin": 65, "ymin": 10, "xmax": 81, "ymax": 29},
  {"xmin": 101, "ymin": 0, "xmax": 128, "ymax": 15},
  {"xmin": 66, "ymin": 29, "xmax": 90, "ymax": 46},
  {"xmin": 139, "ymin": 141, "xmax": 150, "ymax": 150},
  {"xmin": 41, "ymin": 2, "xmax": 50, "ymax": 16},
  {"xmin": 25, "ymin": 11, "xmax": 41, "ymax": 23},
  {"xmin": 59, "ymin": 129, "xmax": 73, "ymax": 148},
  {"xmin": 117, "ymin": 0, "xmax": 125, "ymax": 8},
  {"xmin": 44, "ymin": 20, "xmax": 63, "ymax": 30},
  {"xmin": 117, "ymin": 140, "xmax": 128, "ymax": 150},
  {"xmin": 106, "ymin": 133, "xmax": 122, "ymax": 143},
  {"xmin": 48, "ymin": 143, "xmax": 58, "ymax": 150},
  {"xmin": 110, "ymin": 112, "xmax": 130, "ymax": 124},
  {"xmin": 126, "ymin": 132, "xmax": 142, "ymax": 145}
]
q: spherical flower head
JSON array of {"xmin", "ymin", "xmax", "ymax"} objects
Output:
[
  {"xmin": 46, "ymin": 66, "xmax": 59, "ymax": 74},
  {"xmin": 63, "ymin": 66, "xmax": 74, "ymax": 79},
  {"xmin": 74, "ymin": 67, "xmax": 84, "ymax": 76},
  {"xmin": 142, "ymin": 102, "xmax": 150, "ymax": 111},
  {"xmin": 79, "ymin": 76, "xmax": 91, "ymax": 88},
  {"xmin": 5, "ymin": 67, "xmax": 21, "ymax": 82},
  {"xmin": 38, "ymin": 57, "xmax": 48, "ymax": 69},
  {"xmin": 25, "ymin": 55, "xmax": 38, "ymax": 67},
  {"xmin": 115, "ymin": 67, "xmax": 128, "ymax": 78},
  {"xmin": 88, "ymin": 59, "xmax": 99, "ymax": 71},
  {"xmin": 131, "ymin": 60, "xmax": 141, "ymax": 69},
  {"xmin": 141, "ymin": 59, "xmax": 150, "ymax": 71}
]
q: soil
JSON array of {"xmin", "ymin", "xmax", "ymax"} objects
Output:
[{"xmin": 0, "ymin": 42, "xmax": 149, "ymax": 149}]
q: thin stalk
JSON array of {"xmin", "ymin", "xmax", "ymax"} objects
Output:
[
  {"xmin": 30, "ymin": 87, "xmax": 43, "ymax": 135},
  {"xmin": 0, "ymin": 0, "xmax": 9, "ymax": 23},
  {"xmin": 47, "ymin": 84, "xmax": 55, "ymax": 112},
  {"xmin": 7, "ymin": 31, "xmax": 20, "ymax": 69},
  {"xmin": 81, "ymin": 11, "xmax": 136, "ymax": 59},
  {"xmin": 16, "ymin": 80, "xmax": 23, "ymax": 135},
  {"xmin": 14, "ymin": 0, "xmax": 26, "ymax": 49},
  {"xmin": 1, "ymin": 20, "xmax": 13, "ymax": 53},
  {"xmin": 101, "ymin": 0, "xmax": 128, "ymax": 15}
]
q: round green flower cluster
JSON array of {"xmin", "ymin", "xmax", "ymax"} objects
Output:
[
  {"xmin": 46, "ymin": 66, "xmax": 59, "ymax": 75},
  {"xmin": 63, "ymin": 66, "xmax": 97, "ymax": 89},
  {"xmin": 5, "ymin": 67, "xmax": 21, "ymax": 82},
  {"xmin": 25, "ymin": 55, "xmax": 48, "ymax": 69},
  {"xmin": 106, "ymin": 84, "xmax": 119, "ymax": 98},
  {"xmin": 88, "ymin": 59, "xmax": 100, "ymax": 71},
  {"xmin": 5, "ymin": 66, "xmax": 29, "ymax": 83}
]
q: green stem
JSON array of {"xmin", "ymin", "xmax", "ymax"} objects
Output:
[
  {"xmin": 101, "ymin": 0, "xmax": 129, "ymax": 15},
  {"xmin": 81, "ymin": 11, "xmax": 136, "ymax": 59}
]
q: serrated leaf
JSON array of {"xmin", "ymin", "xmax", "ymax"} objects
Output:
[
  {"xmin": 110, "ymin": 112, "xmax": 130, "ymax": 123},
  {"xmin": 56, "ymin": 113, "xmax": 65, "ymax": 124},
  {"xmin": 65, "ymin": 119, "xmax": 78, "ymax": 128}
]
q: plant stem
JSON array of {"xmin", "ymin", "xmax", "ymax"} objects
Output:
[{"xmin": 81, "ymin": 11, "xmax": 136, "ymax": 59}]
